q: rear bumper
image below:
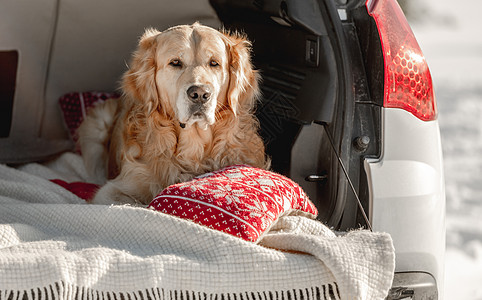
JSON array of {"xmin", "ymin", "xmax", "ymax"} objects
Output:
[
  {"xmin": 387, "ymin": 272, "xmax": 438, "ymax": 300},
  {"xmin": 364, "ymin": 108, "xmax": 445, "ymax": 298}
]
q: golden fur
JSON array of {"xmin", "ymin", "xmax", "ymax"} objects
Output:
[{"xmin": 78, "ymin": 23, "xmax": 270, "ymax": 205}]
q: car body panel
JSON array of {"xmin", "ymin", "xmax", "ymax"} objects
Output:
[{"xmin": 365, "ymin": 107, "xmax": 445, "ymax": 296}]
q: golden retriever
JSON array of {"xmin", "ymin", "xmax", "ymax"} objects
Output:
[{"xmin": 78, "ymin": 23, "xmax": 270, "ymax": 205}]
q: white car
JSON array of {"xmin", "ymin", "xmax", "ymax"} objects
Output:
[
  {"xmin": 210, "ymin": 0, "xmax": 445, "ymax": 298},
  {"xmin": 0, "ymin": 0, "xmax": 445, "ymax": 298}
]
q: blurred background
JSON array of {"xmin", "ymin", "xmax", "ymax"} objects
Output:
[{"xmin": 400, "ymin": 0, "xmax": 482, "ymax": 298}]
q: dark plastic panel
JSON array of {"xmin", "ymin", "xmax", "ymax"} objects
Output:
[
  {"xmin": 0, "ymin": 50, "xmax": 18, "ymax": 138},
  {"xmin": 210, "ymin": 0, "xmax": 338, "ymax": 177}
]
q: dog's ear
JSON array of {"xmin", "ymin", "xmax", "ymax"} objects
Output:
[
  {"xmin": 223, "ymin": 31, "xmax": 260, "ymax": 116},
  {"xmin": 122, "ymin": 28, "xmax": 161, "ymax": 115}
]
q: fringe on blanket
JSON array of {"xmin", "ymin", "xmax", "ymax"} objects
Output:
[{"xmin": 0, "ymin": 282, "xmax": 341, "ymax": 300}]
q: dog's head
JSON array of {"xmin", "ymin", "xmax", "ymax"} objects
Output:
[{"xmin": 123, "ymin": 23, "xmax": 259, "ymax": 130}]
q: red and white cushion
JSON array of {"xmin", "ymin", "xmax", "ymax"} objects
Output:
[
  {"xmin": 148, "ymin": 165, "xmax": 318, "ymax": 242},
  {"xmin": 59, "ymin": 91, "xmax": 119, "ymax": 141}
]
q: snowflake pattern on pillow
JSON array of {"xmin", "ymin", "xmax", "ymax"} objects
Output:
[
  {"xmin": 148, "ymin": 165, "xmax": 318, "ymax": 242},
  {"xmin": 59, "ymin": 91, "xmax": 120, "ymax": 141}
]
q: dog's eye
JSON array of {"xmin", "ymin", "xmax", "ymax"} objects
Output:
[
  {"xmin": 169, "ymin": 59, "xmax": 182, "ymax": 68},
  {"xmin": 209, "ymin": 60, "xmax": 220, "ymax": 67}
]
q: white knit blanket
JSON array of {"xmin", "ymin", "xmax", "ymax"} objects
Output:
[{"xmin": 0, "ymin": 153, "xmax": 395, "ymax": 300}]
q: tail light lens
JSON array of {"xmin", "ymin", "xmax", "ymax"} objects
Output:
[{"xmin": 366, "ymin": 0, "xmax": 437, "ymax": 121}]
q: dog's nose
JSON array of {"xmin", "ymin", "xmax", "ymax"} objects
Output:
[{"xmin": 187, "ymin": 85, "xmax": 211, "ymax": 103}]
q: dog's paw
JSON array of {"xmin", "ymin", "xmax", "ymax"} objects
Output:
[{"xmin": 90, "ymin": 182, "xmax": 143, "ymax": 206}]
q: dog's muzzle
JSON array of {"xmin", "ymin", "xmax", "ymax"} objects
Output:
[
  {"xmin": 187, "ymin": 85, "xmax": 211, "ymax": 103},
  {"xmin": 179, "ymin": 85, "xmax": 214, "ymax": 130}
]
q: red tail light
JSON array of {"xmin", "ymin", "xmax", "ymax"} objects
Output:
[{"xmin": 367, "ymin": 0, "xmax": 437, "ymax": 121}]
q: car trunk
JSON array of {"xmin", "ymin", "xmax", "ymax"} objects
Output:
[
  {"xmin": 0, "ymin": 0, "xmax": 382, "ymax": 230},
  {"xmin": 211, "ymin": 0, "xmax": 382, "ymax": 230}
]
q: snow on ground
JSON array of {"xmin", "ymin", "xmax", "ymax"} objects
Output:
[{"xmin": 408, "ymin": 0, "xmax": 482, "ymax": 298}]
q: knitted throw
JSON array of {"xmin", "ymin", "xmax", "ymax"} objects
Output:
[{"xmin": 0, "ymin": 153, "xmax": 395, "ymax": 300}]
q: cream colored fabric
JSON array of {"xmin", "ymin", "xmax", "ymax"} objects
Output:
[
  {"xmin": 0, "ymin": 0, "xmax": 220, "ymax": 163},
  {"xmin": 42, "ymin": 0, "xmax": 220, "ymax": 140},
  {"xmin": 0, "ymin": 153, "xmax": 395, "ymax": 299}
]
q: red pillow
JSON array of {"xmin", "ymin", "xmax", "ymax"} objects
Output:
[
  {"xmin": 59, "ymin": 91, "xmax": 120, "ymax": 142},
  {"xmin": 50, "ymin": 179, "xmax": 100, "ymax": 201},
  {"xmin": 148, "ymin": 165, "xmax": 318, "ymax": 242}
]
